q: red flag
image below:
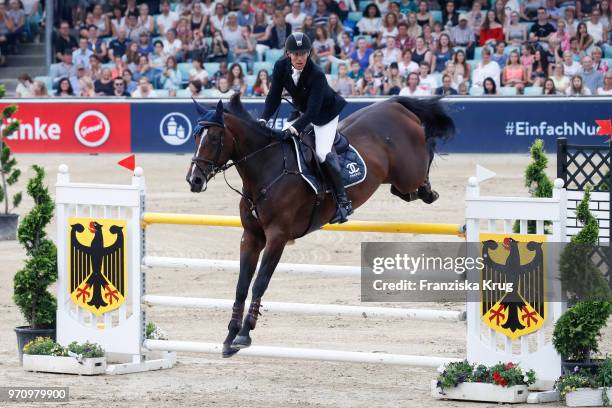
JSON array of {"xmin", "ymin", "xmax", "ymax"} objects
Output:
[
  {"xmin": 118, "ymin": 154, "xmax": 135, "ymax": 171},
  {"xmin": 596, "ymin": 120, "xmax": 612, "ymax": 139}
]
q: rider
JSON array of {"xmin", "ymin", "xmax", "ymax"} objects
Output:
[{"xmin": 258, "ymin": 32, "xmax": 353, "ymax": 224}]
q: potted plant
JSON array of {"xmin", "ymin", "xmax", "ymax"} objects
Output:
[
  {"xmin": 553, "ymin": 186, "xmax": 612, "ymax": 373},
  {"xmin": 431, "ymin": 360, "xmax": 536, "ymax": 403},
  {"xmin": 555, "ymin": 357, "xmax": 612, "ymax": 407},
  {"xmin": 13, "ymin": 165, "xmax": 58, "ymax": 363},
  {"xmin": 22, "ymin": 337, "xmax": 106, "ymax": 375},
  {"xmin": 0, "ymin": 102, "xmax": 22, "ymax": 240}
]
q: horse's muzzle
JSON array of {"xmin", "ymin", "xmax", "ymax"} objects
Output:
[{"xmin": 187, "ymin": 175, "xmax": 207, "ymax": 193}]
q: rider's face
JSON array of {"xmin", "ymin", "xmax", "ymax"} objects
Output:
[{"xmin": 289, "ymin": 51, "xmax": 308, "ymax": 70}]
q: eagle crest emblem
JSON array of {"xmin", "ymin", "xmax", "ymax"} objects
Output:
[
  {"xmin": 480, "ymin": 233, "xmax": 547, "ymax": 340},
  {"xmin": 68, "ymin": 217, "xmax": 127, "ymax": 316}
]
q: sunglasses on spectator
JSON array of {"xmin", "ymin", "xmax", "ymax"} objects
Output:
[{"xmin": 114, "ymin": 82, "xmax": 125, "ymax": 86}]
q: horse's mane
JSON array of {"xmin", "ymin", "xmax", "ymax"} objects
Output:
[{"xmin": 224, "ymin": 93, "xmax": 279, "ymax": 139}]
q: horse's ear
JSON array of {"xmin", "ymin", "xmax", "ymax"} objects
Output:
[
  {"xmin": 192, "ymin": 97, "xmax": 207, "ymax": 116},
  {"xmin": 215, "ymin": 100, "xmax": 224, "ymax": 125}
]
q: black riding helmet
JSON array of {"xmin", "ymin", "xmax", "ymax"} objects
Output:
[{"xmin": 285, "ymin": 32, "xmax": 312, "ymax": 54}]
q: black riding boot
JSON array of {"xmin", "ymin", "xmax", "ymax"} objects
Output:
[{"xmin": 321, "ymin": 152, "xmax": 353, "ymax": 224}]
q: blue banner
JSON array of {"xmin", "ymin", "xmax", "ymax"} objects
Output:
[{"xmin": 130, "ymin": 98, "xmax": 612, "ymax": 153}]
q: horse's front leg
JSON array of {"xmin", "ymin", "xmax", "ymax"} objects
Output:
[
  {"xmin": 222, "ymin": 227, "xmax": 265, "ymax": 358},
  {"xmin": 231, "ymin": 232, "xmax": 288, "ymax": 349}
]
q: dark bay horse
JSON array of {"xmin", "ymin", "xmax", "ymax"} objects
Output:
[{"xmin": 186, "ymin": 94, "xmax": 454, "ymax": 357}]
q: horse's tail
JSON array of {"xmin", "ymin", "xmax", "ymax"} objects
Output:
[{"xmin": 391, "ymin": 96, "xmax": 455, "ymax": 143}]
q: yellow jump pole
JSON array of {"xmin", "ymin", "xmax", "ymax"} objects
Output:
[{"xmin": 142, "ymin": 213, "xmax": 465, "ymax": 237}]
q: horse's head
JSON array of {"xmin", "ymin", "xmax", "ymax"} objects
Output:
[{"xmin": 186, "ymin": 99, "xmax": 233, "ymax": 193}]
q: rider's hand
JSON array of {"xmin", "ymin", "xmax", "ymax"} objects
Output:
[
  {"xmin": 280, "ymin": 129, "xmax": 294, "ymax": 140},
  {"xmin": 257, "ymin": 118, "xmax": 268, "ymax": 127}
]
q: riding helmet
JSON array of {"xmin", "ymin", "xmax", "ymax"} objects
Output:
[{"xmin": 285, "ymin": 32, "xmax": 312, "ymax": 54}]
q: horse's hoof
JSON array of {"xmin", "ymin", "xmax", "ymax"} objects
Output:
[
  {"xmin": 222, "ymin": 343, "xmax": 240, "ymax": 358},
  {"xmin": 421, "ymin": 190, "xmax": 439, "ymax": 204},
  {"xmin": 230, "ymin": 335, "xmax": 252, "ymax": 349}
]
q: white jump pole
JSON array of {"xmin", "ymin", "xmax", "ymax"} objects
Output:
[
  {"xmin": 144, "ymin": 340, "xmax": 460, "ymax": 367},
  {"xmin": 143, "ymin": 295, "xmax": 466, "ymax": 321}
]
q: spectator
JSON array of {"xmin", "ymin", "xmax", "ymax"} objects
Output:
[
  {"xmin": 302, "ymin": 15, "xmax": 317, "ymax": 41},
  {"xmin": 108, "ymin": 28, "xmax": 130, "ymax": 60},
  {"xmin": 314, "ymin": 1, "xmax": 330, "ymax": 26},
  {"xmin": 530, "ymin": 49, "xmax": 549, "ymax": 86},
  {"xmin": 357, "ymin": 4, "xmax": 382, "ymax": 36},
  {"xmin": 301, "ymin": 0, "xmax": 317, "ymax": 16},
  {"xmin": 422, "ymin": 23, "xmax": 435, "ymax": 49},
  {"xmin": 452, "ymin": 49, "xmax": 470, "ymax": 83},
  {"xmin": 269, "ymin": 11, "xmax": 292, "ymax": 49},
  {"xmin": 417, "ymin": 61, "xmax": 437, "ymax": 93},
  {"xmin": 472, "ymin": 47, "xmax": 501, "ymax": 88},
  {"xmin": 123, "ymin": 42, "xmax": 140, "ymax": 71},
  {"xmin": 480, "ymin": 9, "xmax": 504, "ymax": 47},
  {"xmin": 545, "ymin": 0, "xmax": 562, "ymax": 26},
  {"xmin": 22, "ymin": 0, "xmax": 40, "ymax": 41},
  {"xmin": 381, "ymin": 12, "xmax": 399, "ymax": 38},
  {"xmin": 467, "ymin": 1, "xmax": 484, "ymax": 37},
  {"xmin": 31, "ymin": 79, "xmax": 48, "ymax": 96},
  {"xmin": 157, "ymin": 0, "xmax": 179, "ymax": 36},
  {"xmin": 551, "ymin": 62, "xmax": 570, "ymax": 92},
  {"xmin": 123, "ymin": 69, "xmax": 137, "ymax": 93},
  {"xmin": 435, "ymin": 73, "xmax": 458, "ymax": 95},
  {"xmin": 89, "ymin": 55, "xmax": 103, "ymax": 80},
  {"xmin": 227, "ymin": 63, "xmax": 247, "ymax": 94},
  {"xmin": 357, "ymin": 69, "xmax": 382, "ymax": 95},
  {"xmin": 347, "ymin": 59, "xmax": 363, "ymax": 82},
  {"xmin": 110, "ymin": 6, "xmax": 124, "ymax": 37},
  {"xmin": 399, "ymin": 0, "xmax": 418, "ymax": 14},
  {"xmin": 580, "ymin": 55, "xmax": 603, "ymax": 93},
  {"xmin": 433, "ymin": 33, "xmax": 453, "ymax": 73},
  {"xmin": 253, "ymin": 69, "xmax": 271, "ymax": 96},
  {"xmin": 137, "ymin": 3, "xmax": 155, "ymax": 34},
  {"xmin": 492, "ymin": 41, "xmax": 507, "ymax": 68},
  {"xmin": 286, "ymin": 1, "xmax": 306, "ymax": 31},
  {"xmin": 176, "ymin": 17, "xmax": 193, "ymax": 46},
  {"xmin": 561, "ymin": 49, "xmax": 582, "ymax": 77},
  {"xmin": 338, "ymin": 32, "xmax": 355, "ymax": 60},
  {"xmin": 442, "ymin": 0, "xmax": 459, "ymax": 28},
  {"xmin": 550, "ymin": 19, "xmax": 570, "ymax": 51},
  {"xmin": 591, "ymin": 47, "xmax": 608, "ymax": 73},
  {"xmin": 190, "ymin": 2, "xmax": 207, "ymax": 33},
  {"xmin": 373, "ymin": 0, "xmax": 390, "ymax": 14},
  {"xmin": 565, "ymin": 74, "xmax": 591, "ymax": 95},
  {"xmin": 442, "ymin": 60, "xmax": 461, "ymax": 87},
  {"xmin": 313, "ymin": 25, "xmax": 335, "ymax": 66},
  {"xmin": 176, "ymin": 0, "xmax": 193, "ymax": 16},
  {"xmin": 52, "ymin": 50, "xmax": 77, "ymax": 86},
  {"xmin": 457, "ymin": 80, "xmax": 469, "ymax": 95},
  {"xmin": 54, "ymin": 21, "xmax": 78, "ymax": 62},
  {"xmin": 333, "ymin": 63, "xmax": 355, "ymax": 96},
  {"xmin": 94, "ymin": 68, "xmax": 114, "ymax": 95},
  {"xmin": 406, "ymin": 12, "xmax": 422, "ymax": 38},
  {"xmin": 112, "ymin": 76, "xmax": 131, "ymax": 96},
  {"xmin": 600, "ymin": 0, "xmax": 611, "ymax": 29},
  {"xmin": 542, "ymin": 78, "xmax": 558, "ymax": 94},
  {"xmin": 159, "ymin": 55, "xmax": 181, "ymax": 91},
  {"xmin": 124, "ymin": 12, "xmax": 144, "ymax": 42},
  {"xmin": 186, "ymin": 29, "xmax": 209, "ymax": 62},
  {"xmin": 596, "ymin": 71, "xmax": 612, "ymax": 95},
  {"xmin": 163, "ymin": 29, "xmax": 182, "ymax": 55},
  {"xmin": 6, "ymin": 0, "xmax": 25, "ymax": 41},
  {"xmin": 450, "ymin": 14, "xmax": 475, "ymax": 59},
  {"xmin": 504, "ymin": 12, "xmax": 524, "ymax": 48},
  {"xmin": 188, "ymin": 79, "xmax": 203, "ymax": 97},
  {"xmin": 382, "ymin": 62, "xmax": 403, "ymax": 94},
  {"xmin": 483, "ymin": 77, "xmax": 499, "ymax": 95},
  {"xmin": 399, "ymin": 71, "xmax": 428, "ymax": 95},
  {"xmin": 576, "ymin": 0, "xmax": 597, "ymax": 19},
  {"xmin": 563, "ymin": 8, "xmax": 579, "ymax": 37},
  {"xmin": 575, "ymin": 22, "xmax": 594, "ymax": 54},
  {"xmin": 207, "ymin": 31, "xmax": 229, "ymax": 62},
  {"xmin": 502, "ymin": 50, "xmax": 527, "ymax": 87},
  {"xmin": 189, "ymin": 57, "xmax": 209, "ymax": 87},
  {"xmin": 520, "ymin": 44, "xmax": 535, "ymax": 67},
  {"xmin": 395, "ymin": 22, "xmax": 415, "ymax": 50},
  {"xmin": 110, "ymin": 55, "xmax": 128, "ymax": 78},
  {"xmin": 431, "ymin": 21, "xmax": 445, "ymax": 45},
  {"xmin": 79, "ymin": 77, "xmax": 96, "ymax": 97},
  {"xmin": 124, "ymin": 0, "xmax": 139, "ymax": 17},
  {"xmin": 382, "ymin": 36, "xmax": 401, "ymax": 66},
  {"xmin": 15, "ymin": 73, "xmax": 33, "ymax": 97},
  {"xmin": 253, "ymin": 10, "xmax": 271, "ymax": 60},
  {"xmin": 350, "ymin": 37, "xmax": 373, "ymax": 71},
  {"xmin": 411, "ymin": 36, "xmax": 433, "ymax": 67},
  {"xmin": 210, "ymin": 3, "xmax": 227, "ymax": 33},
  {"xmin": 137, "ymin": 31, "xmax": 154, "ymax": 56},
  {"xmin": 326, "ymin": 13, "xmax": 344, "ymax": 45},
  {"xmin": 87, "ymin": 25, "xmax": 109, "ymax": 62},
  {"xmin": 133, "ymin": 54, "xmax": 158, "ymax": 84},
  {"xmin": 529, "ymin": 8, "xmax": 555, "ymax": 48},
  {"xmin": 69, "ymin": 64, "xmax": 87, "ymax": 94},
  {"xmin": 521, "ymin": 0, "xmax": 544, "ymax": 22},
  {"xmin": 210, "ymin": 77, "xmax": 233, "ymax": 97},
  {"xmin": 131, "ymin": 77, "xmax": 158, "ymax": 97},
  {"xmin": 210, "ymin": 61, "xmax": 229, "ymax": 87},
  {"xmin": 222, "ymin": 12, "xmax": 242, "ymax": 49},
  {"xmin": 91, "ymin": 4, "xmax": 110, "ymax": 37},
  {"xmin": 416, "ymin": 1, "xmax": 432, "ymax": 27}
]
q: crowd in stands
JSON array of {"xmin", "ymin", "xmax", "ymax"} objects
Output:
[{"xmin": 12, "ymin": 0, "xmax": 612, "ymax": 97}]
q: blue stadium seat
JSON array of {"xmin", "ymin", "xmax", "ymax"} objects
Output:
[
  {"xmin": 156, "ymin": 89, "xmax": 170, "ymax": 97},
  {"xmin": 504, "ymin": 45, "xmax": 521, "ymax": 55},
  {"xmin": 467, "ymin": 59, "xmax": 479, "ymax": 72},
  {"xmin": 604, "ymin": 58, "xmax": 612, "ymax": 69},
  {"xmin": 524, "ymin": 86, "xmax": 542, "ymax": 96},
  {"xmin": 202, "ymin": 89, "xmax": 218, "ymax": 97},
  {"xmin": 348, "ymin": 11, "xmax": 362, "ymax": 23},
  {"xmin": 469, "ymin": 86, "xmax": 484, "ymax": 96},
  {"xmin": 246, "ymin": 74, "xmax": 257, "ymax": 86},
  {"xmin": 265, "ymin": 49, "xmax": 285, "ymax": 62},
  {"xmin": 177, "ymin": 89, "xmax": 191, "ymax": 97},
  {"xmin": 177, "ymin": 62, "xmax": 191, "ymax": 83},
  {"xmin": 431, "ymin": 10, "xmax": 442, "ymax": 23},
  {"xmin": 253, "ymin": 61, "xmax": 273, "ymax": 74},
  {"xmin": 604, "ymin": 44, "xmax": 612, "ymax": 58},
  {"xmin": 499, "ymin": 86, "xmax": 517, "ymax": 96},
  {"xmin": 359, "ymin": 1, "xmax": 371, "ymax": 10},
  {"xmin": 34, "ymin": 76, "xmax": 52, "ymax": 92},
  {"xmin": 474, "ymin": 47, "xmax": 483, "ymax": 61},
  {"xmin": 204, "ymin": 62, "xmax": 220, "ymax": 74}
]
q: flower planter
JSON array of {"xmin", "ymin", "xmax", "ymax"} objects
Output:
[
  {"xmin": 430, "ymin": 380, "xmax": 529, "ymax": 403},
  {"xmin": 565, "ymin": 388, "xmax": 612, "ymax": 407},
  {"xmin": 0, "ymin": 213, "xmax": 18, "ymax": 240},
  {"xmin": 22, "ymin": 354, "xmax": 106, "ymax": 376},
  {"xmin": 14, "ymin": 326, "xmax": 56, "ymax": 365}
]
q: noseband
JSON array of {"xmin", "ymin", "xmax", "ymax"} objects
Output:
[{"xmin": 190, "ymin": 122, "xmax": 227, "ymax": 179}]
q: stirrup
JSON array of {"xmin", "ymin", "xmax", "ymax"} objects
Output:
[{"xmin": 330, "ymin": 201, "xmax": 353, "ymax": 224}]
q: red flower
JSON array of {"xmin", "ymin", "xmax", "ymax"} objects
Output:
[{"xmin": 505, "ymin": 362, "xmax": 514, "ymax": 369}]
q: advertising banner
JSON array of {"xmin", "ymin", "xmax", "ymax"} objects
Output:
[{"xmin": 1, "ymin": 103, "xmax": 131, "ymax": 153}]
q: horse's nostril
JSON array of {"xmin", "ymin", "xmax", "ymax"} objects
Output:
[{"xmin": 193, "ymin": 177, "xmax": 203, "ymax": 185}]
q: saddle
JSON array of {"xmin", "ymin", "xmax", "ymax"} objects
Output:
[{"xmin": 297, "ymin": 124, "xmax": 350, "ymax": 166}]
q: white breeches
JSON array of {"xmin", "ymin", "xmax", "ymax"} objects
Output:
[{"xmin": 284, "ymin": 115, "xmax": 339, "ymax": 162}]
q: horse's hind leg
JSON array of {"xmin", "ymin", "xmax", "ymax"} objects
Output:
[
  {"xmin": 231, "ymin": 233, "xmax": 288, "ymax": 350},
  {"xmin": 222, "ymin": 228, "xmax": 265, "ymax": 358}
]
